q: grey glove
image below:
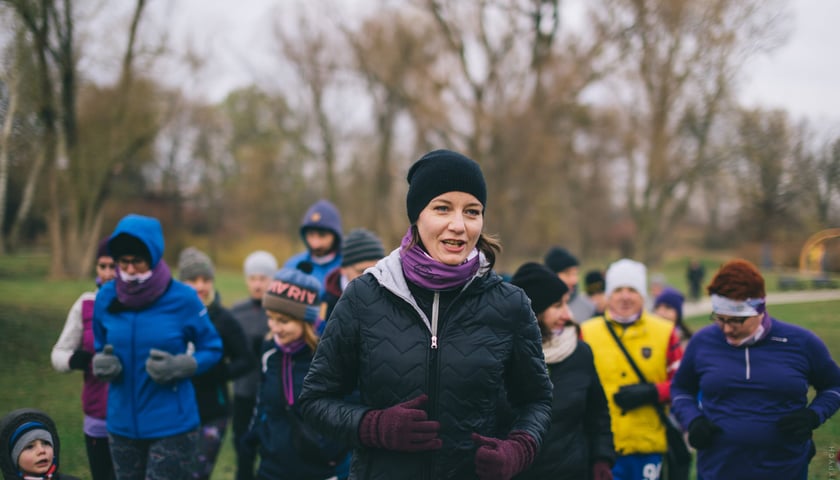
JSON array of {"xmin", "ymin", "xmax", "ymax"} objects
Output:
[
  {"xmin": 145, "ymin": 348, "xmax": 197, "ymax": 384},
  {"xmin": 92, "ymin": 344, "xmax": 122, "ymax": 381}
]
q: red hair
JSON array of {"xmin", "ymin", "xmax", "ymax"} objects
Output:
[{"xmin": 706, "ymin": 259, "xmax": 765, "ymax": 300}]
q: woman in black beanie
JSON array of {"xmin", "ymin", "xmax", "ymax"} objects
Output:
[
  {"xmin": 511, "ymin": 262, "xmax": 615, "ymax": 480},
  {"xmin": 299, "ymin": 149, "xmax": 553, "ymax": 480}
]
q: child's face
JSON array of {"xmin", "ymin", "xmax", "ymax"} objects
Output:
[
  {"xmin": 266, "ymin": 311, "xmax": 304, "ymax": 345},
  {"xmin": 17, "ymin": 439, "xmax": 53, "ymax": 475}
]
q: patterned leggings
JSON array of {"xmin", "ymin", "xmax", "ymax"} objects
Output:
[
  {"xmin": 193, "ymin": 417, "xmax": 228, "ymax": 480},
  {"xmin": 109, "ymin": 429, "xmax": 198, "ymax": 480}
]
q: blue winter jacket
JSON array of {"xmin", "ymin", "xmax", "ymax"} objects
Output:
[{"xmin": 93, "ymin": 214, "xmax": 223, "ymax": 439}]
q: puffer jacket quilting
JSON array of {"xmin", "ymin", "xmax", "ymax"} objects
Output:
[{"xmin": 299, "ymin": 251, "xmax": 553, "ymax": 480}]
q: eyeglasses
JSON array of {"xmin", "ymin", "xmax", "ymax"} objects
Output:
[
  {"xmin": 97, "ymin": 263, "xmax": 116, "ymax": 270},
  {"xmin": 117, "ymin": 256, "xmax": 148, "ymax": 268},
  {"xmin": 709, "ymin": 313, "xmax": 752, "ymax": 326}
]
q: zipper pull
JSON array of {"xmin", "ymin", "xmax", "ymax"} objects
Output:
[{"xmin": 431, "ymin": 335, "xmax": 438, "ymax": 349}]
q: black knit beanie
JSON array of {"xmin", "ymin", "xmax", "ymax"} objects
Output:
[
  {"xmin": 108, "ymin": 233, "xmax": 152, "ymax": 264},
  {"xmin": 406, "ymin": 149, "xmax": 487, "ymax": 224},
  {"xmin": 511, "ymin": 262, "xmax": 570, "ymax": 315},
  {"xmin": 544, "ymin": 247, "xmax": 579, "ymax": 273}
]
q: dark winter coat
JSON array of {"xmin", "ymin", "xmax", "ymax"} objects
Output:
[
  {"xmin": 298, "ymin": 250, "xmax": 553, "ymax": 480},
  {"xmin": 250, "ymin": 340, "xmax": 345, "ymax": 480},
  {"xmin": 230, "ymin": 298, "xmax": 269, "ymax": 399},
  {"xmin": 191, "ymin": 293, "xmax": 254, "ymax": 423},
  {"xmin": 514, "ymin": 341, "xmax": 615, "ymax": 480}
]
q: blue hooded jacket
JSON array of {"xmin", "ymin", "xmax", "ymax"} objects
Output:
[
  {"xmin": 94, "ymin": 214, "xmax": 223, "ymax": 439},
  {"xmin": 283, "ymin": 200, "xmax": 343, "ymax": 294}
]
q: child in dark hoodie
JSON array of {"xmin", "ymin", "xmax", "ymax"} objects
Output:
[{"xmin": 0, "ymin": 408, "xmax": 81, "ymax": 480}]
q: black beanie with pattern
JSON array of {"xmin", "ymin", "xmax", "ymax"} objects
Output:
[{"xmin": 406, "ymin": 149, "xmax": 487, "ymax": 224}]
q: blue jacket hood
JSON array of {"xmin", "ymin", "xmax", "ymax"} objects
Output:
[
  {"xmin": 299, "ymin": 200, "xmax": 343, "ymax": 249},
  {"xmin": 109, "ymin": 214, "xmax": 165, "ymax": 267}
]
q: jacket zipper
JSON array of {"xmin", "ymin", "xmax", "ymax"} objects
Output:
[
  {"xmin": 744, "ymin": 347, "xmax": 751, "ymax": 380},
  {"xmin": 430, "ymin": 292, "xmax": 439, "ymax": 349},
  {"xmin": 131, "ymin": 311, "xmax": 139, "ymax": 437},
  {"xmin": 427, "ymin": 292, "xmax": 441, "ymax": 480}
]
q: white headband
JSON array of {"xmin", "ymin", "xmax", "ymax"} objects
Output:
[{"xmin": 710, "ymin": 294, "xmax": 764, "ymax": 316}]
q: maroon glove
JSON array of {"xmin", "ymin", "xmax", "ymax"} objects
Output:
[
  {"xmin": 472, "ymin": 431, "xmax": 537, "ymax": 480},
  {"xmin": 592, "ymin": 460, "xmax": 613, "ymax": 480},
  {"xmin": 358, "ymin": 394, "xmax": 442, "ymax": 452}
]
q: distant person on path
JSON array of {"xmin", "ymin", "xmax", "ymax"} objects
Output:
[
  {"xmin": 685, "ymin": 260, "xmax": 705, "ymax": 302},
  {"xmin": 581, "ymin": 259, "xmax": 684, "ymax": 480},
  {"xmin": 321, "ymin": 228, "xmax": 386, "ymax": 322},
  {"xmin": 653, "ymin": 287, "xmax": 692, "ymax": 349},
  {"xmin": 298, "ymin": 149, "xmax": 553, "ymax": 479},
  {"xmin": 177, "ymin": 247, "xmax": 254, "ymax": 480},
  {"xmin": 671, "ymin": 259, "xmax": 840, "ymax": 480},
  {"xmin": 283, "ymin": 199, "xmax": 343, "ymax": 296},
  {"xmin": 584, "ymin": 269, "xmax": 608, "ymax": 316},
  {"xmin": 50, "ymin": 237, "xmax": 116, "ymax": 480},
  {"xmin": 0, "ymin": 408, "xmax": 81, "ymax": 480},
  {"xmin": 92, "ymin": 214, "xmax": 223, "ymax": 480},
  {"xmin": 511, "ymin": 262, "xmax": 615, "ymax": 480},
  {"xmin": 230, "ymin": 250, "xmax": 277, "ymax": 480},
  {"xmin": 247, "ymin": 262, "xmax": 348, "ymax": 480},
  {"xmin": 545, "ymin": 247, "xmax": 596, "ymax": 322}
]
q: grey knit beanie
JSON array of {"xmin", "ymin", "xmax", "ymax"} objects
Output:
[
  {"xmin": 341, "ymin": 229, "xmax": 386, "ymax": 267},
  {"xmin": 177, "ymin": 247, "xmax": 215, "ymax": 281},
  {"xmin": 243, "ymin": 250, "xmax": 278, "ymax": 277}
]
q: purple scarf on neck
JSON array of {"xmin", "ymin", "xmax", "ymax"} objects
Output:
[
  {"xmin": 275, "ymin": 337, "xmax": 307, "ymax": 405},
  {"xmin": 400, "ymin": 227, "xmax": 480, "ymax": 291},
  {"xmin": 115, "ymin": 260, "xmax": 172, "ymax": 309}
]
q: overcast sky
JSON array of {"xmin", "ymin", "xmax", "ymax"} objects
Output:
[{"xmin": 149, "ymin": 0, "xmax": 840, "ymax": 127}]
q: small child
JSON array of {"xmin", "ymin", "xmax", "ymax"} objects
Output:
[
  {"xmin": 246, "ymin": 261, "xmax": 349, "ymax": 480},
  {"xmin": 0, "ymin": 408, "xmax": 81, "ymax": 480}
]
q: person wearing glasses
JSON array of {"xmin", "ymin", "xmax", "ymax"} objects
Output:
[
  {"xmin": 671, "ymin": 259, "xmax": 840, "ymax": 480},
  {"xmin": 91, "ymin": 214, "xmax": 223, "ymax": 480},
  {"xmin": 51, "ymin": 237, "xmax": 117, "ymax": 480}
]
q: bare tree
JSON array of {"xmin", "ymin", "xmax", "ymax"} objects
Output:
[
  {"xmin": 599, "ymin": 0, "xmax": 789, "ymax": 264},
  {"xmin": 2, "ymin": 0, "xmax": 161, "ymax": 278}
]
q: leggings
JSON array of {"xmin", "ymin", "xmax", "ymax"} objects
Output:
[
  {"xmin": 85, "ymin": 434, "xmax": 115, "ymax": 480},
  {"xmin": 109, "ymin": 429, "xmax": 198, "ymax": 480},
  {"xmin": 193, "ymin": 417, "xmax": 228, "ymax": 480}
]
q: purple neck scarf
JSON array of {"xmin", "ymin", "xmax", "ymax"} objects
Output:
[
  {"xmin": 275, "ymin": 337, "xmax": 307, "ymax": 405},
  {"xmin": 400, "ymin": 227, "xmax": 480, "ymax": 291},
  {"xmin": 115, "ymin": 260, "xmax": 172, "ymax": 309}
]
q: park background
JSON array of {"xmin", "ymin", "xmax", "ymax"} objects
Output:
[{"xmin": 1, "ymin": 0, "xmax": 839, "ymax": 479}]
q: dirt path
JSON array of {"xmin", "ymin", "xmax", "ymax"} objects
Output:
[{"xmin": 683, "ymin": 289, "xmax": 840, "ymax": 317}]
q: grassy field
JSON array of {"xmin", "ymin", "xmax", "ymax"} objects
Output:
[{"xmin": 0, "ymin": 254, "xmax": 837, "ymax": 479}]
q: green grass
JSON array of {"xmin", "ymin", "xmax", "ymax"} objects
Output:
[{"xmin": 1, "ymin": 254, "xmax": 838, "ymax": 479}]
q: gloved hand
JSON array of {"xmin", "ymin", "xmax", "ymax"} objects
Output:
[
  {"xmin": 92, "ymin": 345, "xmax": 122, "ymax": 381},
  {"xmin": 145, "ymin": 348, "xmax": 197, "ymax": 384},
  {"xmin": 592, "ymin": 460, "xmax": 613, "ymax": 480},
  {"xmin": 358, "ymin": 394, "xmax": 442, "ymax": 452},
  {"xmin": 613, "ymin": 383, "xmax": 658, "ymax": 412},
  {"xmin": 472, "ymin": 431, "xmax": 537, "ymax": 480},
  {"xmin": 69, "ymin": 349, "xmax": 94, "ymax": 371},
  {"xmin": 687, "ymin": 416, "xmax": 723, "ymax": 450},
  {"xmin": 777, "ymin": 408, "xmax": 820, "ymax": 443}
]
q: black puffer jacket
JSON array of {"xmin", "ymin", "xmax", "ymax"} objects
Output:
[{"xmin": 299, "ymin": 251, "xmax": 553, "ymax": 480}]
